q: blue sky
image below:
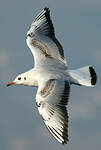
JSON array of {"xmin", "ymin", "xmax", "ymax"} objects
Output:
[{"xmin": 0, "ymin": 0, "xmax": 101, "ymax": 150}]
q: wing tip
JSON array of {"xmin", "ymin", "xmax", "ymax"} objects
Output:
[
  {"xmin": 32, "ymin": 7, "xmax": 54, "ymax": 37},
  {"xmin": 89, "ymin": 66, "xmax": 97, "ymax": 86},
  {"xmin": 47, "ymin": 125, "xmax": 68, "ymax": 145},
  {"xmin": 44, "ymin": 7, "xmax": 50, "ymax": 12},
  {"xmin": 62, "ymin": 139, "xmax": 68, "ymax": 145},
  {"xmin": 43, "ymin": 7, "xmax": 54, "ymax": 35}
]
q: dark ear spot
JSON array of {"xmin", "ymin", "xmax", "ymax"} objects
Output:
[
  {"xmin": 24, "ymin": 77, "xmax": 26, "ymax": 80},
  {"xmin": 18, "ymin": 77, "xmax": 21, "ymax": 80}
]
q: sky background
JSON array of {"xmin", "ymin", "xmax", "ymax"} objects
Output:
[{"xmin": 0, "ymin": 0, "xmax": 101, "ymax": 150}]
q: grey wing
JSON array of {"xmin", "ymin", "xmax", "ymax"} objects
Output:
[
  {"xmin": 36, "ymin": 79, "xmax": 70, "ymax": 144},
  {"xmin": 26, "ymin": 8, "xmax": 67, "ymax": 66}
]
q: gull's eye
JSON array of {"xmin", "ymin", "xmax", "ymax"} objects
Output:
[{"xmin": 18, "ymin": 77, "xmax": 21, "ymax": 80}]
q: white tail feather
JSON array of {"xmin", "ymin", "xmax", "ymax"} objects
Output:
[{"xmin": 68, "ymin": 66, "xmax": 97, "ymax": 87}]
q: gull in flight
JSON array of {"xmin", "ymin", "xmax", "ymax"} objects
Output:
[{"xmin": 7, "ymin": 8, "xmax": 97, "ymax": 144}]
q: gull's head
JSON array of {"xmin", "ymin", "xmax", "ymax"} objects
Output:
[{"xmin": 7, "ymin": 73, "xmax": 27, "ymax": 87}]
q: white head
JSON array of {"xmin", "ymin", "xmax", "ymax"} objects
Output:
[{"xmin": 7, "ymin": 73, "xmax": 27, "ymax": 87}]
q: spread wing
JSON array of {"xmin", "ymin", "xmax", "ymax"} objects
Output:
[
  {"xmin": 26, "ymin": 8, "xmax": 67, "ymax": 68},
  {"xmin": 36, "ymin": 79, "xmax": 70, "ymax": 144}
]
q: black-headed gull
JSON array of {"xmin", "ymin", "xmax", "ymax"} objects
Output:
[{"xmin": 7, "ymin": 8, "xmax": 97, "ymax": 145}]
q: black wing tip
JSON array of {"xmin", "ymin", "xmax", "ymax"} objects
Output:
[
  {"xmin": 44, "ymin": 7, "xmax": 50, "ymax": 12},
  {"xmin": 34, "ymin": 7, "xmax": 54, "ymax": 37},
  {"xmin": 48, "ymin": 125, "xmax": 68, "ymax": 145},
  {"xmin": 43, "ymin": 7, "xmax": 51, "ymax": 21},
  {"xmin": 62, "ymin": 140, "xmax": 68, "ymax": 145},
  {"xmin": 44, "ymin": 7, "xmax": 55, "ymax": 37},
  {"xmin": 34, "ymin": 7, "xmax": 50, "ymax": 21},
  {"xmin": 89, "ymin": 66, "xmax": 97, "ymax": 85},
  {"xmin": 62, "ymin": 135, "xmax": 69, "ymax": 145}
]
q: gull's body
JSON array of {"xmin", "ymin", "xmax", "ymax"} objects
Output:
[{"xmin": 7, "ymin": 8, "xmax": 97, "ymax": 144}]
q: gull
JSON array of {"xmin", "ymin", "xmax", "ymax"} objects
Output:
[{"xmin": 7, "ymin": 8, "xmax": 97, "ymax": 145}]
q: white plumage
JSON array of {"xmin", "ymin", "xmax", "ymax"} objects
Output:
[{"xmin": 7, "ymin": 8, "xmax": 97, "ymax": 145}]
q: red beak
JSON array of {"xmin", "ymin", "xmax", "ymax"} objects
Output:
[{"xmin": 7, "ymin": 81, "xmax": 16, "ymax": 87}]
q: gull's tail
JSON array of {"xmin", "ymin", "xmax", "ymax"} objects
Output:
[{"xmin": 68, "ymin": 66, "xmax": 97, "ymax": 87}]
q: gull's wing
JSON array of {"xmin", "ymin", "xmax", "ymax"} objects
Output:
[
  {"xmin": 36, "ymin": 79, "xmax": 70, "ymax": 144},
  {"xmin": 26, "ymin": 8, "xmax": 67, "ymax": 67}
]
